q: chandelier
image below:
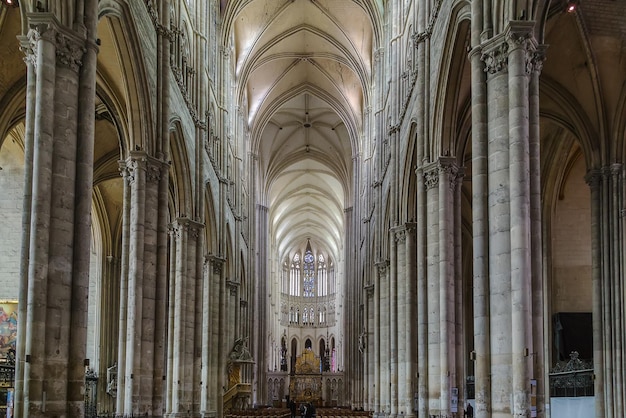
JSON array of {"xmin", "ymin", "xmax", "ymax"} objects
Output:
[{"xmin": 1, "ymin": 0, "xmax": 19, "ymax": 7}]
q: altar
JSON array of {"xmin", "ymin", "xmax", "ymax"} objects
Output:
[{"xmin": 289, "ymin": 349, "xmax": 322, "ymax": 405}]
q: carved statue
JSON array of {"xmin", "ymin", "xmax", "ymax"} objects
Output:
[
  {"xmin": 106, "ymin": 363, "xmax": 117, "ymax": 397},
  {"xmin": 358, "ymin": 330, "xmax": 366, "ymax": 354},
  {"xmin": 229, "ymin": 336, "xmax": 253, "ymax": 362}
]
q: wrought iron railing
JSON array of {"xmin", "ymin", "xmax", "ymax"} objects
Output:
[{"xmin": 549, "ymin": 351, "xmax": 594, "ymax": 397}]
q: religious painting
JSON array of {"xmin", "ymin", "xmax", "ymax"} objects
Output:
[{"xmin": 0, "ymin": 302, "xmax": 17, "ymax": 359}]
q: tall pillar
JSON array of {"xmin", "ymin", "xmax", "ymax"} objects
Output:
[
  {"xmin": 376, "ymin": 260, "xmax": 390, "ymax": 415},
  {"xmin": 530, "ymin": 45, "xmax": 547, "ymax": 418},
  {"xmin": 586, "ymin": 165, "xmax": 625, "ymax": 418},
  {"xmin": 415, "ymin": 165, "xmax": 428, "ymax": 418},
  {"xmin": 16, "ymin": 10, "xmax": 98, "ymax": 417},
  {"xmin": 373, "ymin": 261, "xmax": 383, "ymax": 414},
  {"xmin": 15, "ymin": 29, "xmax": 38, "ymax": 418},
  {"xmin": 202, "ymin": 254, "xmax": 225, "ymax": 418},
  {"xmin": 469, "ymin": 5, "xmax": 490, "ymax": 418},
  {"xmin": 438, "ymin": 157, "xmax": 458, "ymax": 417},
  {"xmin": 166, "ymin": 218, "xmax": 204, "ymax": 417},
  {"xmin": 482, "ymin": 33, "xmax": 512, "ymax": 418},
  {"xmin": 117, "ymin": 152, "xmax": 168, "ymax": 417},
  {"xmin": 98, "ymin": 255, "xmax": 120, "ymax": 413},
  {"xmin": 506, "ymin": 23, "xmax": 536, "ymax": 418},
  {"xmin": 392, "ymin": 225, "xmax": 410, "ymax": 416},
  {"xmin": 389, "ymin": 229, "xmax": 398, "ymax": 418},
  {"xmin": 404, "ymin": 223, "xmax": 417, "ymax": 418},
  {"xmin": 423, "ymin": 162, "xmax": 441, "ymax": 416}
]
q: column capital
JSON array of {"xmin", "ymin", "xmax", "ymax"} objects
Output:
[
  {"xmin": 205, "ymin": 254, "xmax": 226, "ymax": 275},
  {"xmin": 531, "ymin": 44, "xmax": 548, "ymax": 74},
  {"xmin": 25, "ymin": 14, "xmax": 88, "ymax": 73},
  {"xmin": 481, "ymin": 34, "xmax": 508, "ymax": 75},
  {"xmin": 375, "ymin": 259, "xmax": 389, "ymax": 275},
  {"xmin": 423, "ymin": 162, "xmax": 440, "ymax": 190},
  {"xmin": 404, "ymin": 222, "xmax": 417, "ymax": 236},
  {"xmin": 584, "ymin": 169, "xmax": 603, "ymax": 189},
  {"xmin": 504, "ymin": 21, "xmax": 537, "ymax": 51},
  {"xmin": 170, "ymin": 217, "xmax": 205, "ymax": 240},
  {"xmin": 120, "ymin": 151, "xmax": 169, "ymax": 184}
]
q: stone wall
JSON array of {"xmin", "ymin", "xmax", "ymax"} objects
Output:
[{"xmin": 0, "ymin": 136, "xmax": 24, "ymax": 301}]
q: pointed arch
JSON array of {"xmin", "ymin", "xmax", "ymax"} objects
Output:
[
  {"xmin": 97, "ymin": 1, "xmax": 156, "ymax": 155},
  {"xmin": 168, "ymin": 120, "xmax": 194, "ymax": 218},
  {"xmin": 431, "ymin": 4, "xmax": 471, "ymax": 160}
]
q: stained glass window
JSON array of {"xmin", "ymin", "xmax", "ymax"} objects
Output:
[{"xmin": 303, "ymin": 249, "xmax": 315, "ymax": 297}]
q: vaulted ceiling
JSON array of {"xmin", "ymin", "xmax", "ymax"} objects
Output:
[{"xmin": 227, "ymin": 0, "xmax": 380, "ymax": 261}]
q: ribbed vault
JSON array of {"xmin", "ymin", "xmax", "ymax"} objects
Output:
[{"xmin": 228, "ymin": 0, "xmax": 379, "ymax": 263}]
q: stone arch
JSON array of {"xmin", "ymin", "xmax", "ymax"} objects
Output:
[
  {"xmin": 431, "ymin": 5, "xmax": 471, "ymax": 159},
  {"xmin": 400, "ymin": 121, "xmax": 419, "ymax": 223},
  {"xmin": 97, "ymin": 1, "xmax": 156, "ymax": 155},
  {"xmin": 204, "ymin": 181, "xmax": 219, "ymax": 255},
  {"xmin": 168, "ymin": 120, "xmax": 194, "ymax": 218}
]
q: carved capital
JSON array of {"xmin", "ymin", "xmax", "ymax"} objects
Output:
[
  {"xmin": 609, "ymin": 163, "xmax": 623, "ymax": 178},
  {"xmin": 55, "ymin": 31, "xmax": 86, "ymax": 72},
  {"xmin": 205, "ymin": 254, "xmax": 225, "ymax": 275},
  {"xmin": 481, "ymin": 40, "xmax": 508, "ymax": 75},
  {"xmin": 227, "ymin": 279, "xmax": 239, "ymax": 296},
  {"xmin": 19, "ymin": 34, "xmax": 37, "ymax": 67},
  {"xmin": 584, "ymin": 169, "xmax": 602, "ymax": 189},
  {"xmin": 394, "ymin": 228, "xmax": 406, "ymax": 244},
  {"xmin": 438, "ymin": 157, "xmax": 459, "ymax": 190},
  {"xmin": 375, "ymin": 260, "xmax": 389, "ymax": 276},
  {"xmin": 423, "ymin": 164, "xmax": 439, "ymax": 190},
  {"xmin": 125, "ymin": 156, "xmax": 146, "ymax": 185},
  {"xmin": 531, "ymin": 44, "xmax": 548, "ymax": 74}
]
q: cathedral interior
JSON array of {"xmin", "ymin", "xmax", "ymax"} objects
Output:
[{"xmin": 0, "ymin": 0, "xmax": 624, "ymax": 417}]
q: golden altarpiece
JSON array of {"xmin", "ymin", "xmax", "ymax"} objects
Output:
[{"xmin": 289, "ymin": 349, "xmax": 323, "ymax": 405}]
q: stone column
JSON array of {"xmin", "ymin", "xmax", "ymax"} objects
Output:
[
  {"xmin": 166, "ymin": 218, "xmax": 204, "ymax": 417},
  {"xmin": 364, "ymin": 284, "xmax": 374, "ymax": 411},
  {"xmin": 16, "ymin": 13, "xmax": 96, "ymax": 417},
  {"xmin": 373, "ymin": 261, "xmax": 382, "ymax": 414},
  {"xmin": 586, "ymin": 170, "xmax": 604, "ymax": 418},
  {"xmin": 404, "ymin": 223, "xmax": 417, "ymax": 418},
  {"xmin": 117, "ymin": 152, "xmax": 168, "ymax": 417},
  {"xmin": 482, "ymin": 34, "xmax": 512, "ymax": 418},
  {"xmin": 392, "ymin": 226, "xmax": 408, "ymax": 416},
  {"xmin": 15, "ymin": 32, "xmax": 37, "ymax": 418},
  {"xmin": 469, "ymin": 16, "xmax": 490, "ymax": 418},
  {"xmin": 586, "ymin": 165, "xmax": 625, "ymax": 418},
  {"xmin": 506, "ymin": 23, "xmax": 536, "ymax": 418},
  {"xmin": 116, "ymin": 160, "xmax": 132, "ymax": 414},
  {"xmin": 98, "ymin": 255, "xmax": 120, "ymax": 413},
  {"xmin": 121, "ymin": 154, "xmax": 147, "ymax": 415},
  {"xmin": 530, "ymin": 45, "xmax": 547, "ymax": 418},
  {"xmin": 439, "ymin": 157, "xmax": 458, "ymax": 417},
  {"xmin": 389, "ymin": 228, "xmax": 398, "ymax": 418},
  {"xmin": 202, "ymin": 254, "xmax": 225, "ymax": 418},
  {"xmin": 423, "ymin": 162, "xmax": 441, "ymax": 416},
  {"xmin": 153, "ymin": 4, "xmax": 173, "ymax": 414},
  {"xmin": 415, "ymin": 165, "xmax": 428, "ymax": 418}
]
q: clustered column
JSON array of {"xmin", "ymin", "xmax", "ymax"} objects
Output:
[
  {"xmin": 165, "ymin": 217, "xmax": 204, "ymax": 416},
  {"xmin": 15, "ymin": 11, "xmax": 97, "ymax": 417},
  {"xmin": 472, "ymin": 21, "xmax": 542, "ymax": 418},
  {"xmin": 586, "ymin": 165, "xmax": 625, "ymax": 418},
  {"xmin": 116, "ymin": 152, "xmax": 169, "ymax": 417}
]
